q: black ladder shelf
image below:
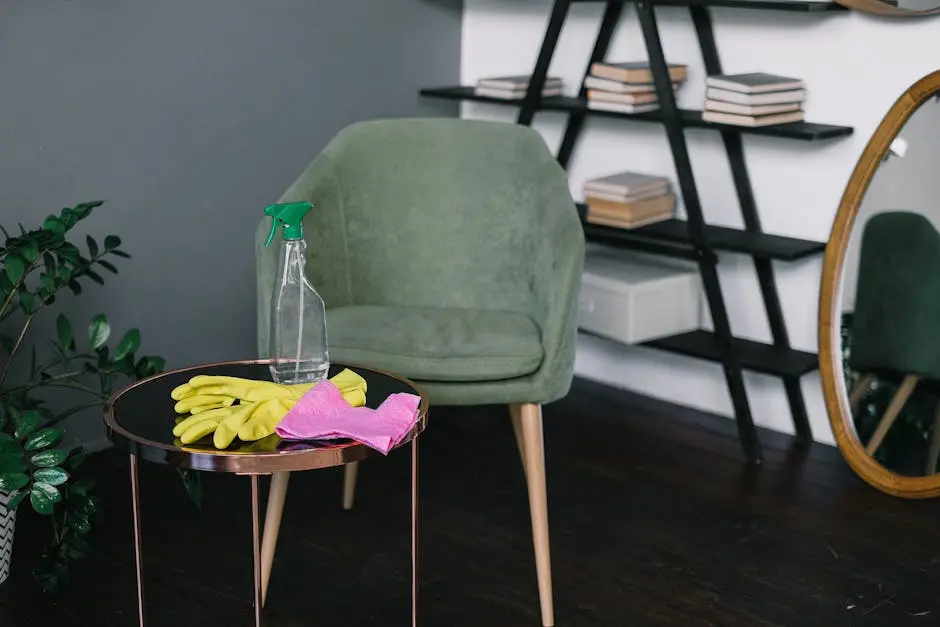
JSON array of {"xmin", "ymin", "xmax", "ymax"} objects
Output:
[{"xmin": 420, "ymin": 0, "xmax": 853, "ymax": 464}]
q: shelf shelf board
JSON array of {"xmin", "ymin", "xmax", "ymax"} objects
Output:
[
  {"xmin": 577, "ymin": 206, "xmax": 825, "ymax": 261},
  {"xmin": 419, "ymin": 87, "xmax": 854, "ymax": 141},
  {"xmin": 571, "ymin": 0, "xmax": 846, "ymax": 11},
  {"xmin": 642, "ymin": 330, "xmax": 819, "ymax": 377}
]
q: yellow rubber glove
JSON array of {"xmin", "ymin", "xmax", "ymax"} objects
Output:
[
  {"xmin": 172, "ymin": 398, "xmax": 286, "ymax": 448},
  {"xmin": 171, "ymin": 368, "xmax": 367, "ymax": 414},
  {"xmin": 171, "ymin": 369, "xmax": 368, "ymax": 448}
]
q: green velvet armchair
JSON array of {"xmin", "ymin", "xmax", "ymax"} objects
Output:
[
  {"xmin": 255, "ymin": 118, "xmax": 585, "ymax": 626},
  {"xmin": 849, "ymin": 211, "xmax": 940, "ymax": 468}
]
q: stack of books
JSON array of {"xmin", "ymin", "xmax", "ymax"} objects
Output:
[
  {"xmin": 702, "ymin": 73, "xmax": 805, "ymax": 127},
  {"xmin": 473, "ymin": 75, "xmax": 563, "ymax": 100},
  {"xmin": 583, "ymin": 61, "xmax": 688, "ymax": 114},
  {"xmin": 583, "ymin": 171, "xmax": 676, "ymax": 229}
]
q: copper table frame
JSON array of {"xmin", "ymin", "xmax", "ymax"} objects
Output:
[{"xmin": 105, "ymin": 360, "xmax": 429, "ymax": 627}]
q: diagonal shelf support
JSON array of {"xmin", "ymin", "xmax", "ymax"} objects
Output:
[
  {"xmin": 518, "ymin": 0, "xmax": 573, "ymax": 126},
  {"xmin": 690, "ymin": 4, "xmax": 812, "ymax": 443},
  {"xmin": 635, "ymin": 0, "xmax": 762, "ymax": 463}
]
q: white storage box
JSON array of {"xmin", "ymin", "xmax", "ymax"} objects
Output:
[{"xmin": 578, "ymin": 245, "xmax": 702, "ymax": 345}]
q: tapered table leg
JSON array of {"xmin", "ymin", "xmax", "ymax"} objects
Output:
[
  {"xmin": 411, "ymin": 437, "xmax": 419, "ymax": 627},
  {"xmin": 129, "ymin": 453, "xmax": 146, "ymax": 627},
  {"xmin": 251, "ymin": 475, "xmax": 263, "ymax": 627}
]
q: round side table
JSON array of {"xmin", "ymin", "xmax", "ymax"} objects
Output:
[{"xmin": 104, "ymin": 359, "xmax": 429, "ymax": 627}]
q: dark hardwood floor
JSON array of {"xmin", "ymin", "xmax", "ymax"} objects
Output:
[{"xmin": 2, "ymin": 378, "xmax": 939, "ymax": 626}]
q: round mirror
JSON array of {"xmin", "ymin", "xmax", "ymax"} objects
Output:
[
  {"xmin": 821, "ymin": 69, "xmax": 940, "ymax": 498},
  {"xmin": 835, "ymin": 0, "xmax": 940, "ymax": 16}
]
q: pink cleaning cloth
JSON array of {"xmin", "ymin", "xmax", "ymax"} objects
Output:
[{"xmin": 274, "ymin": 381, "xmax": 421, "ymax": 455}]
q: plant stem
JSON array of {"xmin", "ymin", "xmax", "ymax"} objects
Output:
[
  {"xmin": 41, "ymin": 400, "xmax": 102, "ymax": 427},
  {"xmin": 0, "ymin": 314, "xmax": 33, "ymax": 387},
  {"xmin": 43, "ymin": 381, "xmax": 109, "ymax": 399}
]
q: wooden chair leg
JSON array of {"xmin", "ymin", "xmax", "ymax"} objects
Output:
[
  {"xmin": 508, "ymin": 403, "xmax": 527, "ymax": 477},
  {"xmin": 865, "ymin": 374, "xmax": 919, "ymax": 455},
  {"xmin": 342, "ymin": 461, "xmax": 359, "ymax": 511},
  {"xmin": 927, "ymin": 403, "xmax": 940, "ymax": 475},
  {"xmin": 849, "ymin": 373, "xmax": 875, "ymax": 411},
  {"xmin": 518, "ymin": 403, "xmax": 554, "ymax": 627},
  {"xmin": 260, "ymin": 471, "xmax": 291, "ymax": 607}
]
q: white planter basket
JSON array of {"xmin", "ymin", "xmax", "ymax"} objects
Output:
[{"xmin": 0, "ymin": 490, "xmax": 15, "ymax": 585}]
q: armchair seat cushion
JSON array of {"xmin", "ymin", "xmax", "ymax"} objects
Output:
[{"xmin": 326, "ymin": 305, "xmax": 544, "ymax": 382}]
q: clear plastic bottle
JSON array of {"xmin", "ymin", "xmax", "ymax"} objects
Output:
[{"xmin": 264, "ymin": 201, "xmax": 330, "ymax": 385}]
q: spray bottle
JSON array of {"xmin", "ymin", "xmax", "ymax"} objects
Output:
[{"xmin": 263, "ymin": 201, "xmax": 330, "ymax": 384}]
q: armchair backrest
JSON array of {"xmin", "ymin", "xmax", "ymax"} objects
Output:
[
  {"xmin": 850, "ymin": 210, "xmax": 940, "ymax": 379},
  {"xmin": 261, "ymin": 117, "xmax": 577, "ymax": 313}
]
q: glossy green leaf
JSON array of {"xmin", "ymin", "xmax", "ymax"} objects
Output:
[
  {"xmin": 88, "ymin": 314, "xmax": 110, "ymax": 349},
  {"xmin": 69, "ymin": 478, "xmax": 94, "ymax": 496},
  {"xmin": 96, "ymin": 345, "xmax": 110, "ymax": 369},
  {"xmin": 24, "ymin": 427, "xmax": 64, "ymax": 452},
  {"xmin": 114, "ymin": 329, "xmax": 141, "ymax": 361},
  {"xmin": 40, "ymin": 272, "xmax": 55, "ymax": 294},
  {"xmin": 4, "ymin": 253, "xmax": 25, "ymax": 283},
  {"xmin": 33, "ymin": 466, "xmax": 69, "ymax": 486},
  {"xmin": 19, "ymin": 291, "xmax": 35, "ymax": 314},
  {"xmin": 137, "ymin": 355, "xmax": 166, "ymax": 377},
  {"xmin": 56, "ymin": 313, "xmax": 74, "ymax": 350},
  {"xmin": 98, "ymin": 259, "xmax": 118, "ymax": 274},
  {"xmin": 86, "ymin": 270, "xmax": 104, "ymax": 285},
  {"xmin": 8, "ymin": 490, "xmax": 28, "ymax": 510},
  {"xmin": 14, "ymin": 410, "xmax": 41, "ymax": 439},
  {"xmin": 66, "ymin": 448, "xmax": 87, "ymax": 471},
  {"xmin": 43, "ymin": 216, "xmax": 65, "ymax": 233},
  {"xmin": 31, "ymin": 449, "xmax": 69, "ymax": 468},
  {"xmin": 72, "ymin": 514, "xmax": 91, "ymax": 535},
  {"xmin": 104, "ymin": 235, "xmax": 121, "ymax": 250},
  {"xmin": 85, "ymin": 235, "xmax": 99, "ymax": 257},
  {"xmin": 20, "ymin": 237, "xmax": 39, "ymax": 263},
  {"xmin": 110, "ymin": 250, "xmax": 131, "ymax": 259},
  {"xmin": 0, "ymin": 454, "xmax": 27, "ymax": 474},
  {"xmin": 43, "ymin": 251, "xmax": 56, "ymax": 274},
  {"xmin": 67, "ymin": 279, "xmax": 82, "ymax": 295},
  {"xmin": 0, "ymin": 472, "xmax": 29, "ymax": 491},
  {"xmin": 30, "ymin": 482, "xmax": 60, "ymax": 514}
]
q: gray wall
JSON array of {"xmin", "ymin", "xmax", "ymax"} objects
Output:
[
  {"xmin": 0, "ymin": 0, "xmax": 461, "ymax": 447},
  {"xmin": 841, "ymin": 100, "xmax": 940, "ymax": 311}
]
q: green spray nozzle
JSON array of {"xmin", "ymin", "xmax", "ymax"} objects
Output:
[{"xmin": 264, "ymin": 201, "xmax": 313, "ymax": 246}]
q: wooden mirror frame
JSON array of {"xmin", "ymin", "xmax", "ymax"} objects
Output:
[
  {"xmin": 820, "ymin": 69, "xmax": 940, "ymax": 499},
  {"xmin": 835, "ymin": 0, "xmax": 940, "ymax": 17}
]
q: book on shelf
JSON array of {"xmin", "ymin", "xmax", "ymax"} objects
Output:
[
  {"xmin": 704, "ymin": 72, "xmax": 803, "ymax": 94},
  {"xmin": 473, "ymin": 75, "xmax": 564, "ymax": 99},
  {"xmin": 702, "ymin": 73, "xmax": 806, "ymax": 126},
  {"xmin": 704, "ymin": 99, "xmax": 801, "ymax": 116},
  {"xmin": 476, "ymin": 75, "xmax": 563, "ymax": 90},
  {"xmin": 705, "ymin": 87, "xmax": 804, "ymax": 106},
  {"xmin": 590, "ymin": 61, "xmax": 688, "ymax": 85},
  {"xmin": 474, "ymin": 85, "xmax": 563, "ymax": 99},
  {"xmin": 583, "ymin": 171, "xmax": 671, "ymax": 198},
  {"xmin": 584, "ymin": 75, "xmax": 681, "ymax": 94},
  {"xmin": 585, "ymin": 193, "xmax": 677, "ymax": 230},
  {"xmin": 587, "ymin": 90, "xmax": 659, "ymax": 106},
  {"xmin": 587, "ymin": 100, "xmax": 659, "ymax": 115},
  {"xmin": 701, "ymin": 109, "xmax": 805, "ymax": 127}
]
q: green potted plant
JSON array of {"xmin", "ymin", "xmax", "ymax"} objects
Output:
[{"xmin": 0, "ymin": 201, "xmax": 165, "ymax": 591}]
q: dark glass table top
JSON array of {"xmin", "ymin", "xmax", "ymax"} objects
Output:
[{"xmin": 105, "ymin": 360, "xmax": 428, "ymax": 473}]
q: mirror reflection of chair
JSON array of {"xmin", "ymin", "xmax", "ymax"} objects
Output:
[{"xmin": 848, "ymin": 211, "xmax": 940, "ymax": 473}]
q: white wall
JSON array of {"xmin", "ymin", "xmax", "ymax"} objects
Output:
[{"xmin": 460, "ymin": 0, "xmax": 940, "ymax": 445}]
